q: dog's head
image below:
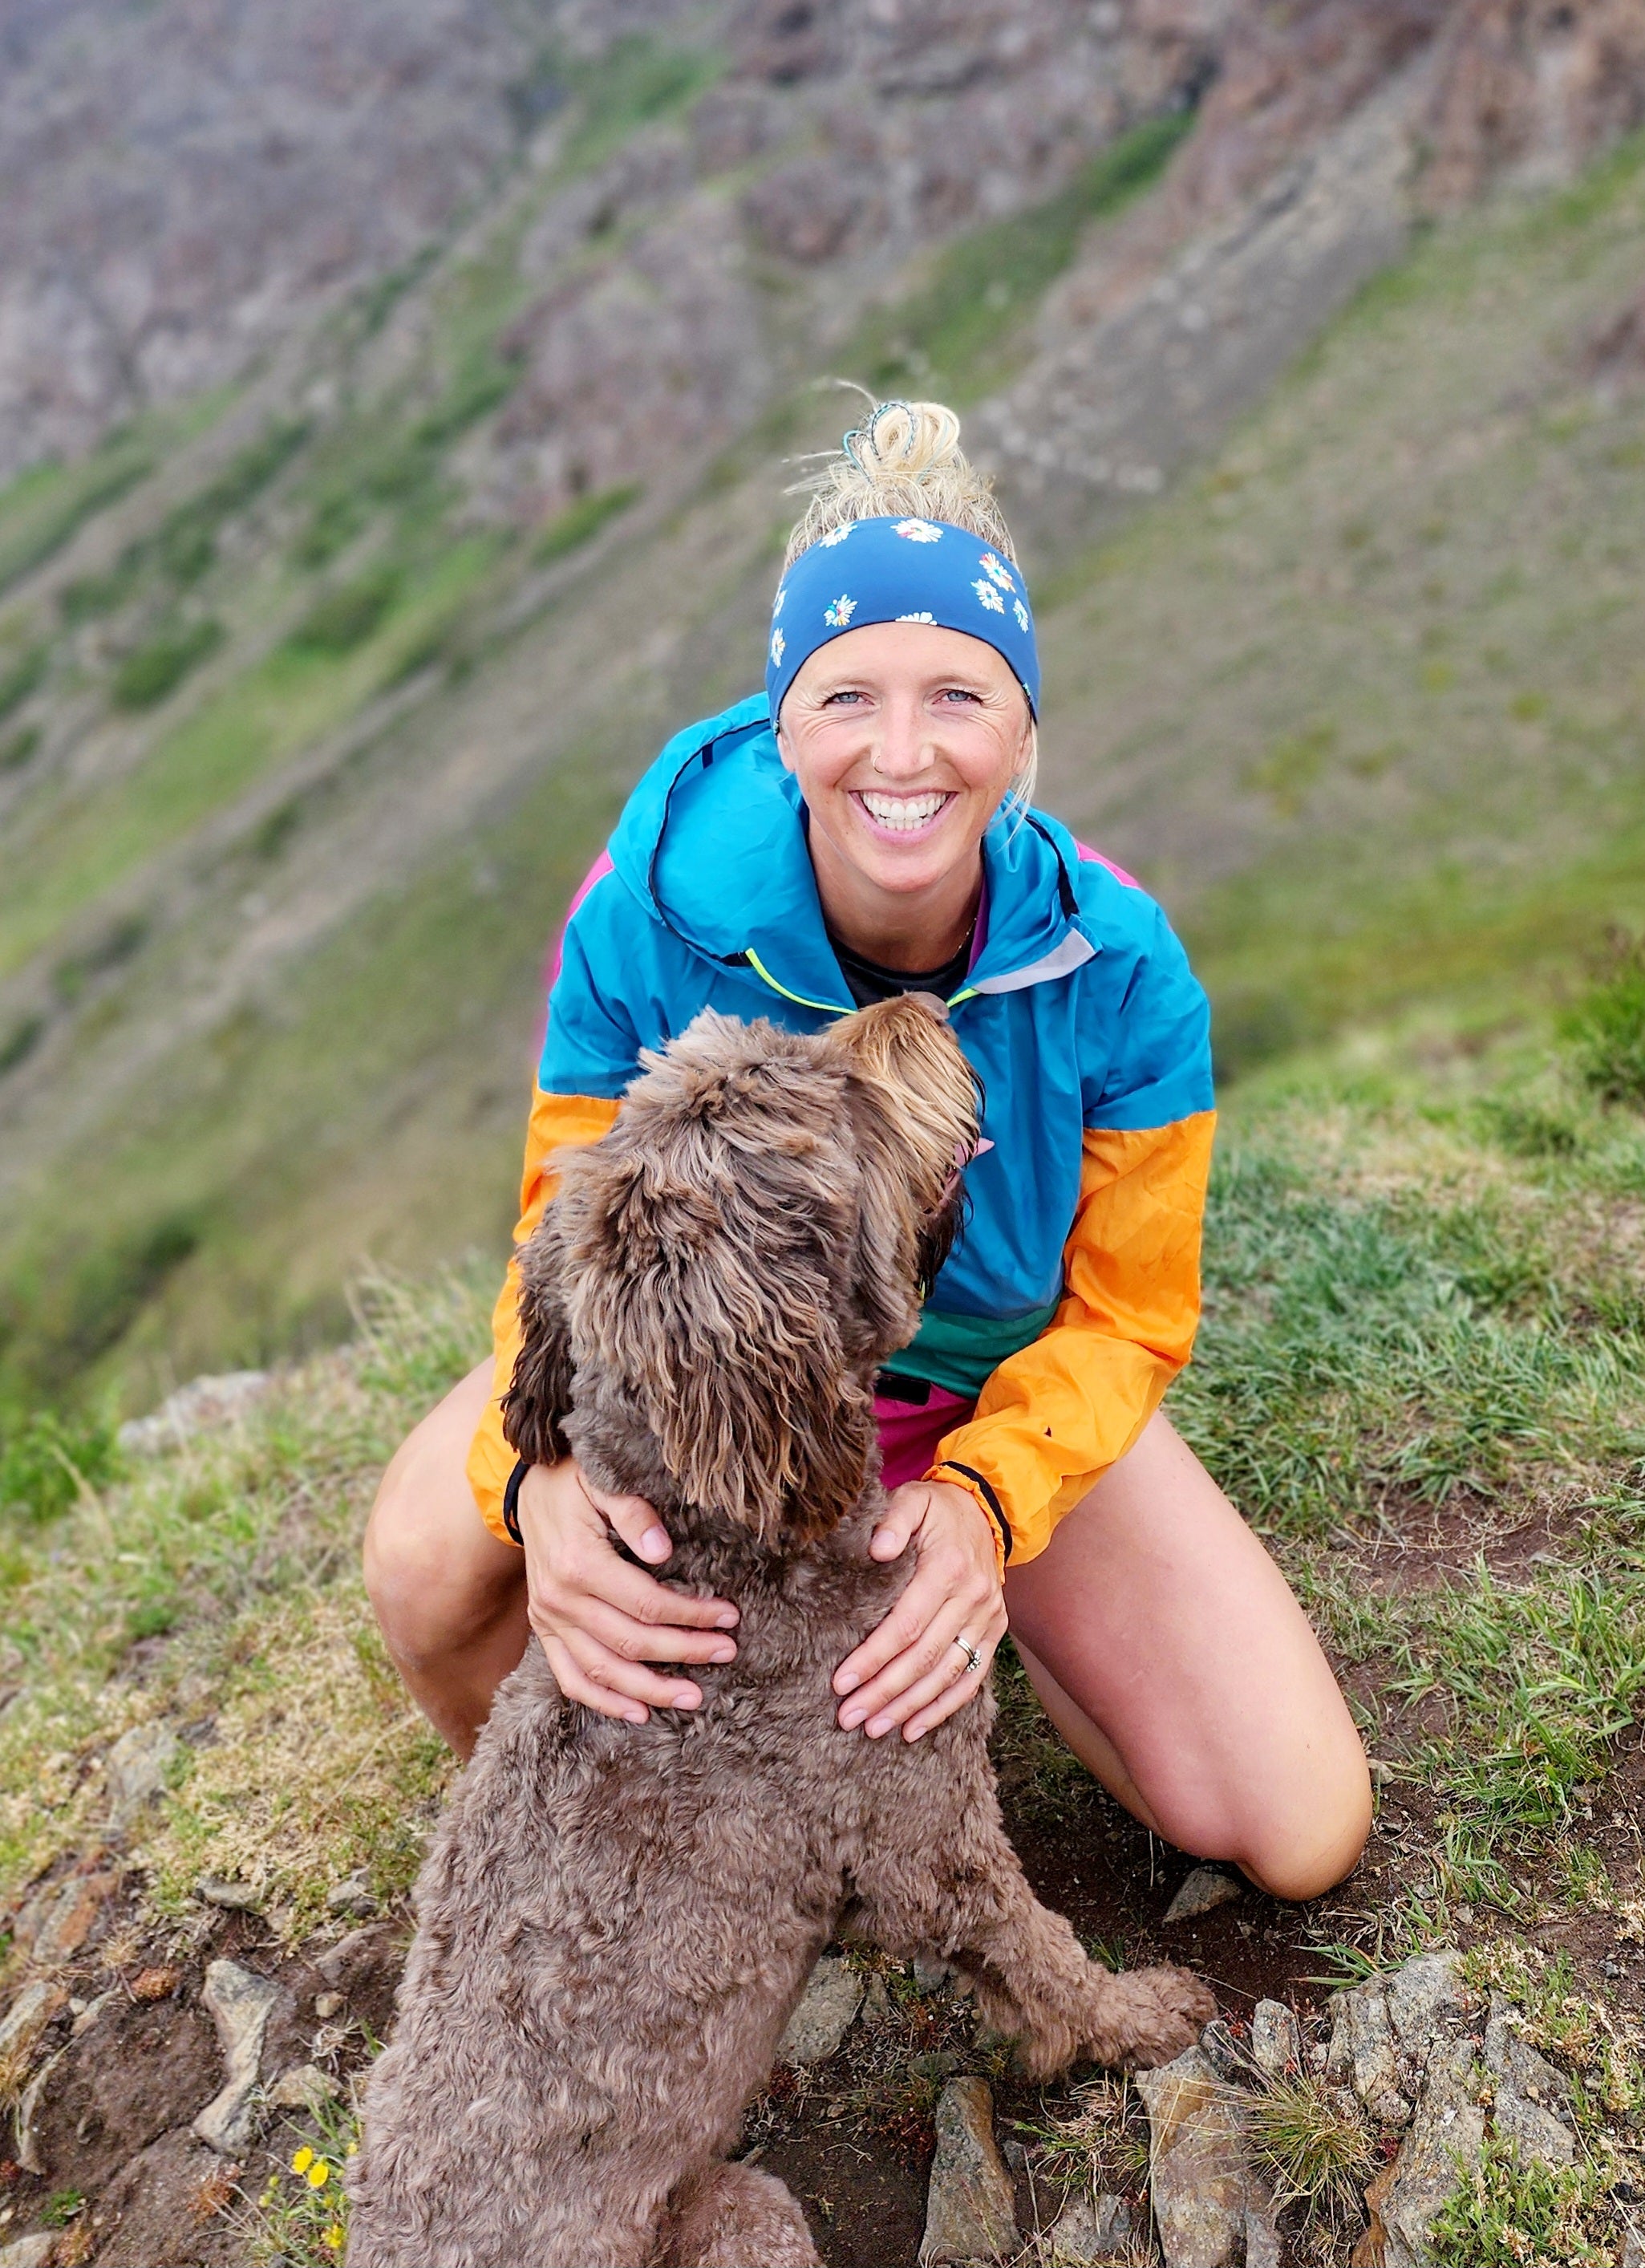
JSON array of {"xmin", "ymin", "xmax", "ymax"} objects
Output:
[{"xmin": 503, "ymin": 994, "xmax": 981, "ymax": 1544}]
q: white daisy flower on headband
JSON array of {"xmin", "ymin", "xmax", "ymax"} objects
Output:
[
  {"xmin": 824, "ymin": 594, "xmax": 857, "ymax": 627},
  {"xmin": 769, "ymin": 628, "xmax": 785, "ymax": 666},
  {"xmin": 819, "ymin": 524, "xmax": 854, "ymax": 546},
  {"xmin": 772, "ymin": 586, "xmax": 786, "ymax": 618},
  {"xmin": 979, "ymin": 551, "xmax": 1015, "ymax": 591},
  {"xmin": 972, "ymin": 578, "xmax": 1005, "ymax": 615},
  {"xmin": 1013, "ymin": 599, "xmax": 1029, "ymax": 632},
  {"xmin": 896, "ymin": 611, "xmax": 936, "ymax": 623},
  {"xmin": 893, "ymin": 518, "xmax": 944, "ymax": 542}
]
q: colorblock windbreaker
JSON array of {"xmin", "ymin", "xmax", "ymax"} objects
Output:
[{"xmin": 468, "ymin": 694, "xmax": 1216, "ymax": 1567}]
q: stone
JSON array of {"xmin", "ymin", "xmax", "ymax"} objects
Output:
[
  {"xmin": 1244, "ymin": 2197, "xmax": 1282, "ymax": 2268},
  {"xmin": 1383, "ymin": 1950, "xmax": 1467, "ymax": 2059},
  {"xmin": 118, "ymin": 1369, "xmax": 270, "ymax": 1455},
  {"xmin": 1199, "ymin": 2019, "xmax": 1250, "ymax": 2085},
  {"xmin": 28, "ymin": 1868, "xmax": 118, "ymax": 1964},
  {"xmin": 913, "ymin": 1953, "xmax": 953, "ymax": 1995},
  {"xmin": 1373, "ymin": 2031, "xmax": 1488, "ymax": 2268},
  {"xmin": 1484, "ymin": 1998, "xmax": 1575, "ymax": 2168},
  {"xmin": 919, "ymin": 2076, "xmax": 1018, "ymax": 2265},
  {"xmin": 269, "ymin": 2061, "xmax": 341, "ymax": 2111},
  {"xmin": 324, "ymin": 1868, "xmax": 379, "ymax": 1919},
  {"xmin": 314, "ymin": 1921, "xmax": 399, "ymax": 1993},
  {"xmin": 14, "ymin": 2047, "xmax": 63, "ymax": 2175},
  {"xmin": 1163, "ymin": 1867, "xmax": 1242, "ymax": 1925},
  {"xmin": 1135, "ymin": 2047, "xmax": 1248, "ymax": 2267},
  {"xmin": 314, "ymin": 1990, "xmax": 345, "ymax": 2020},
  {"xmin": 71, "ymin": 1987, "xmax": 116, "ymax": 2038},
  {"xmin": 0, "ymin": 1978, "xmax": 67, "ymax": 2067},
  {"xmin": 1250, "ymin": 1998, "xmax": 1303, "ymax": 2081},
  {"xmin": 107, "ymin": 1720, "xmax": 180, "ymax": 1825},
  {"xmin": 1620, "ymin": 2231, "xmax": 1644, "ymax": 2268},
  {"xmin": 860, "ymin": 1973, "xmax": 894, "ymax": 2029},
  {"xmin": 1337, "ymin": 1982, "xmax": 1412, "ymax": 2128},
  {"xmin": 0, "ymin": 2236, "xmax": 59, "ymax": 2268},
  {"xmin": 197, "ymin": 1875, "xmax": 261, "ymax": 1910},
  {"xmin": 1045, "ymin": 2185, "xmax": 1137, "ymax": 2263},
  {"xmin": 779, "ymin": 1955, "xmax": 864, "ymax": 2066},
  {"xmin": 192, "ymin": 1957, "xmax": 280, "ymax": 2156}
]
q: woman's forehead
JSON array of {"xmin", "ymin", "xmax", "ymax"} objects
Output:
[{"xmin": 789, "ymin": 619, "xmax": 1018, "ymax": 692}]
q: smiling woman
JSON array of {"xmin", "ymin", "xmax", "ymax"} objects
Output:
[{"xmin": 364, "ymin": 398, "xmax": 1372, "ymax": 1906}]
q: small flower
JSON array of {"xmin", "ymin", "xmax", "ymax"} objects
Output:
[
  {"xmin": 307, "ymin": 2159, "xmax": 331, "ymax": 2189},
  {"xmin": 346, "ymin": 2142, "xmax": 359, "ymax": 2156},
  {"xmin": 895, "ymin": 611, "xmax": 935, "ymax": 623},
  {"xmin": 893, "ymin": 517, "xmax": 944, "ymax": 542},
  {"xmin": 818, "ymin": 523, "xmax": 853, "ymax": 546},
  {"xmin": 972, "ymin": 578, "xmax": 1005, "ymax": 615},
  {"xmin": 978, "ymin": 550, "xmax": 1015, "ymax": 590},
  {"xmin": 292, "ymin": 2148, "xmax": 314, "ymax": 2176},
  {"xmin": 769, "ymin": 627, "xmax": 786, "ymax": 667},
  {"xmin": 824, "ymin": 594, "xmax": 857, "ymax": 627},
  {"xmin": 1013, "ymin": 598, "xmax": 1029, "ymax": 633},
  {"xmin": 323, "ymin": 2228, "xmax": 346, "ymax": 2253}
]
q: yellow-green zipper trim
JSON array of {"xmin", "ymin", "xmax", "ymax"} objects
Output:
[{"xmin": 744, "ymin": 948, "xmax": 851, "ymax": 1016}]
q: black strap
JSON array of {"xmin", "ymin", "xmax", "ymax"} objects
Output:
[
  {"xmin": 934, "ymin": 1459, "xmax": 1012, "ymax": 1564},
  {"xmin": 501, "ymin": 1456, "xmax": 529, "ymax": 1546},
  {"xmin": 874, "ymin": 1369, "xmax": 932, "ymax": 1406}
]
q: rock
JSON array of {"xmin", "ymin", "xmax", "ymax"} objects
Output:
[
  {"xmin": 1045, "ymin": 2185, "xmax": 1137, "ymax": 2263},
  {"xmin": 1198, "ymin": 2018, "xmax": 1252, "ymax": 2086},
  {"xmin": 106, "ymin": 1720, "xmax": 180, "ymax": 1825},
  {"xmin": 196, "ymin": 1875, "xmax": 261, "ymax": 1910},
  {"xmin": 0, "ymin": 2235, "xmax": 59, "ymax": 2268},
  {"xmin": 314, "ymin": 1990, "xmax": 345, "ymax": 2020},
  {"xmin": 1383, "ymin": 1950, "xmax": 1467, "ymax": 2059},
  {"xmin": 1484, "ymin": 1998, "xmax": 1575, "ymax": 2169},
  {"xmin": 1332, "ymin": 1981, "xmax": 1412, "ymax": 2127},
  {"xmin": 1163, "ymin": 1867, "xmax": 1243, "ymax": 1925},
  {"xmin": 919, "ymin": 2076, "xmax": 1018, "ymax": 2266},
  {"xmin": 1250, "ymin": 1998, "xmax": 1303, "ymax": 2080},
  {"xmin": 1620, "ymin": 2231, "xmax": 1644, "ymax": 2268},
  {"xmin": 1135, "ymin": 2047, "xmax": 1248, "ymax": 2267},
  {"xmin": 779, "ymin": 1955, "xmax": 864, "ymax": 2066},
  {"xmin": 192, "ymin": 1957, "xmax": 279, "ymax": 2156},
  {"xmin": 14, "ymin": 2046, "xmax": 63, "ymax": 2174},
  {"xmin": 1245, "ymin": 2197, "xmax": 1282, "ymax": 2268},
  {"xmin": 71, "ymin": 1987, "xmax": 117, "ymax": 2038},
  {"xmin": 861, "ymin": 1974, "xmax": 894, "ymax": 2029},
  {"xmin": 1372, "ymin": 2031, "xmax": 1487, "ymax": 2268},
  {"xmin": 269, "ymin": 2062, "xmax": 341, "ymax": 2111},
  {"xmin": 913, "ymin": 1953, "xmax": 954, "ymax": 1995},
  {"xmin": 117, "ymin": 1370, "xmax": 270, "ymax": 1455},
  {"xmin": 28, "ymin": 1868, "xmax": 118, "ymax": 1964},
  {"xmin": 314, "ymin": 1921, "xmax": 399, "ymax": 1994},
  {"xmin": 0, "ymin": 1978, "xmax": 67, "ymax": 2067},
  {"xmin": 324, "ymin": 1868, "xmax": 379, "ymax": 1919}
]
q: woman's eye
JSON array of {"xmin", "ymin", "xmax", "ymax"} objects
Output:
[
  {"xmin": 938, "ymin": 688, "xmax": 981, "ymax": 704},
  {"xmin": 825, "ymin": 689, "xmax": 865, "ymax": 706}
]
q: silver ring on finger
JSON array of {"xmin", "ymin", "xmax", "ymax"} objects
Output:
[{"xmin": 953, "ymin": 1634, "xmax": 983, "ymax": 1676}]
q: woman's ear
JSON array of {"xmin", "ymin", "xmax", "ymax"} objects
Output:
[{"xmin": 500, "ymin": 1204, "xmax": 574, "ymax": 1468}]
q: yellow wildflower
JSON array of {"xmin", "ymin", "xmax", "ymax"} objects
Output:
[
  {"xmin": 346, "ymin": 2140, "xmax": 359, "ymax": 2156},
  {"xmin": 323, "ymin": 2227, "xmax": 346, "ymax": 2252},
  {"xmin": 307, "ymin": 2158, "xmax": 331, "ymax": 2189},
  {"xmin": 291, "ymin": 2146, "xmax": 314, "ymax": 2175}
]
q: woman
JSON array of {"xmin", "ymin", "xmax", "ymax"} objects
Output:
[{"xmin": 366, "ymin": 400, "xmax": 1371, "ymax": 1903}]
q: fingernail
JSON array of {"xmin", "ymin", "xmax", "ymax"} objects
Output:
[
  {"xmin": 709, "ymin": 1645, "xmax": 735, "ymax": 1664},
  {"xmin": 836, "ymin": 1670, "xmax": 859, "ymax": 1694},
  {"xmin": 715, "ymin": 1608, "xmax": 739, "ymax": 1629},
  {"xmin": 840, "ymin": 1705, "xmax": 866, "ymax": 1729},
  {"xmin": 675, "ymin": 1686, "xmax": 701, "ymax": 1708},
  {"xmin": 626, "ymin": 1709, "xmax": 647, "ymax": 1725},
  {"xmin": 907, "ymin": 1725, "xmax": 926, "ymax": 1742},
  {"xmin": 640, "ymin": 1526, "xmax": 670, "ymax": 1560},
  {"xmin": 866, "ymin": 1717, "xmax": 891, "ymax": 1738}
]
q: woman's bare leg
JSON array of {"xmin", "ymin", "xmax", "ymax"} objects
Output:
[
  {"xmin": 1004, "ymin": 1411, "xmax": 1371, "ymax": 1902},
  {"xmin": 363, "ymin": 1359, "xmax": 529, "ymax": 1758}
]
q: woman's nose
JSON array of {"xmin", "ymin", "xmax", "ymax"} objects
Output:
[{"xmin": 869, "ymin": 701, "xmax": 932, "ymax": 777}]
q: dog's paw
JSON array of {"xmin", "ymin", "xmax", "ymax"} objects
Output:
[{"xmin": 1082, "ymin": 1962, "xmax": 1218, "ymax": 2071}]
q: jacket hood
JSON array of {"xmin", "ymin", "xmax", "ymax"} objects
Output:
[{"xmin": 606, "ymin": 694, "xmax": 1093, "ymax": 1014}]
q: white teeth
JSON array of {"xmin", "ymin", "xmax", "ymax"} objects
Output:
[{"xmin": 858, "ymin": 790, "xmax": 949, "ymax": 832}]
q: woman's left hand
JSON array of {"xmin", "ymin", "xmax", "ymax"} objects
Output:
[{"xmin": 833, "ymin": 1479, "xmax": 1007, "ymax": 1741}]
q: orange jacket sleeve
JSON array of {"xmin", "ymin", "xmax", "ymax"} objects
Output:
[
  {"xmin": 466, "ymin": 1087, "xmax": 621, "ymax": 1543},
  {"xmin": 928, "ymin": 1111, "xmax": 1215, "ymax": 1568}
]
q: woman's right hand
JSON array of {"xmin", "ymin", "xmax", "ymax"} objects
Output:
[{"xmin": 514, "ymin": 1459, "xmax": 739, "ymax": 1722}]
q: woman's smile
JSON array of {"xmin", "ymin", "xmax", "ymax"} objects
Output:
[{"xmin": 851, "ymin": 787, "xmax": 956, "ymax": 839}]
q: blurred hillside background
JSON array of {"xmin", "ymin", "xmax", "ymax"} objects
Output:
[{"xmin": 2, "ymin": 0, "xmax": 1645, "ymax": 1430}]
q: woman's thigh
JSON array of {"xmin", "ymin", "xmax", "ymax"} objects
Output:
[{"xmin": 1003, "ymin": 1411, "xmax": 1370, "ymax": 1901}]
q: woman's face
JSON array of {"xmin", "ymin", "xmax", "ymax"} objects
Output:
[{"xmin": 776, "ymin": 623, "xmax": 1031, "ymax": 903}]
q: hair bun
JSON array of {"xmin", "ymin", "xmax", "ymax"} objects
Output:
[{"xmin": 784, "ymin": 392, "xmax": 1016, "ymax": 570}]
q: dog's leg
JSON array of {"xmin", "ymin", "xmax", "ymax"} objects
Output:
[
  {"xmin": 665, "ymin": 2160, "xmax": 822, "ymax": 2268},
  {"xmin": 853, "ymin": 1792, "xmax": 1213, "ymax": 2081}
]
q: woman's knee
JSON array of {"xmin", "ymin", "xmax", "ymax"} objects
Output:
[
  {"xmin": 1153, "ymin": 1743, "xmax": 1373, "ymax": 1905},
  {"xmin": 363, "ymin": 1361, "xmax": 517, "ymax": 1666}
]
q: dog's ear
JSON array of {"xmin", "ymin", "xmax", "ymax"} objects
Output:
[
  {"xmin": 500, "ymin": 1202, "xmax": 575, "ymax": 1467},
  {"xmin": 571, "ymin": 1141, "xmax": 876, "ymax": 1543}
]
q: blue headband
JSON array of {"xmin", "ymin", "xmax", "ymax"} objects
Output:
[{"xmin": 765, "ymin": 515, "xmax": 1040, "ymax": 724}]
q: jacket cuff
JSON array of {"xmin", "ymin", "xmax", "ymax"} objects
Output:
[{"xmin": 928, "ymin": 1460, "xmax": 1011, "ymax": 1582}]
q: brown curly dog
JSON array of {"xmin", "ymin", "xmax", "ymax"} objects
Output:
[{"xmin": 346, "ymin": 995, "xmax": 1213, "ymax": 2268}]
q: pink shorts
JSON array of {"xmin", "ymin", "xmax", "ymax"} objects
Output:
[{"xmin": 874, "ymin": 1383, "xmax": 976, "ymax": 1491}]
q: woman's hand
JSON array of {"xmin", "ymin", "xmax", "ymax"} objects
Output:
[
  {"xmin": 515, "ymin": 1459, "xmax": 739, "ymax": 1723},
  {"xmin": 833, "ymin": 1479, "xmax": 1007, "ymax": 1742}
]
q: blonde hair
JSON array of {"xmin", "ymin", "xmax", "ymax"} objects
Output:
[{"xmin": 782, "ymin": 396, "xmax": 1037, "ymax": 810}]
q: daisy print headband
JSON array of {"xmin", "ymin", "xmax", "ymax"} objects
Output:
[{"xmin": 764, "ymin": 515, "xmax": 1040, "ymax": 724}]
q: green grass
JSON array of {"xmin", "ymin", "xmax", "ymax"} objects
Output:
[
  {"xmin": 0, "ymin": 643, "xmax": 47, "ymax": 720},
  {"xmin": 0, "ymin": 439, "xmax": 155, "ymax": 597},
  {"xmin": 1431, "ymin": 2136, "xmax": 1619, "ymax": 2266},
  {"xmin": 844, "ymin": 110, "xmax": 1195, "ymax": 408},
  {"xmin": 111, "ymin": 617, "xmax": 225, "ymax": 709},
  {"xmin": 533, "ymin": 481, "xmax": 641, "ymax": 563}
]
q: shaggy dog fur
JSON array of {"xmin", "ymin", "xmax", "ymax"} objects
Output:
[{"xmin": 347, "ymin": 996, "xmax": 1215, "ymax": 2268}]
